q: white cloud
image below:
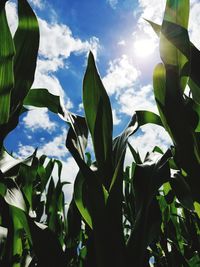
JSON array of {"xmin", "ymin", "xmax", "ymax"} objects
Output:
[
  {"xmin": 38, "ymin": 131, "xmax": 68, "ymax": 159},
  {"xmin": 15, "ymin": 144, "xmax": 35, "ymax": 159},
  {"xmin": 61, "ymin": 157, "xmax": 79, "ymax": 203},
  {"xmin": 102, "ymin": 55, "xmax": 140, "ymax": 95},
  {"xmin": 38, "ymin": 18, "xmax": 100, "ymax": 60},
  {"xmin": 107, "ymin": 0, "xmax": 118, "ymax": 9},
  {"xmin": 29, "ymin": 0, "xmax": 44, "ymax": 9},
  {"xmin": 189, "ymin": 0, "xmax": 200, "ymax": 49},
  {"xmin": 16, "ymin": 129, "xmax": 68, "ymax": 160},
  {"xmin": 118, "ymin": 84, "xmax": 156, "ymax": 116},
  {"xmin": 112, "ymin": 109, "xmax": 121, "ymax": 125},
  {"xmin": 136, "ymin": 0, "xmax": 200, "ymax": 51},
  {"xmin": 125, "ymin": 124, "xmax": 171, "ymax": 165},
  {"xmin": 137, "ymin": 0, "xmax": 165, "ymax": 26},
  {"xmin": 23, "ymin": 108, "xmax": 56, "ymax": 132},
  {"xmin": 32, "ymin": 59, "xmax": 73, "ymax": 110},
  {"xmin": 5, "ymin": 2, "xmax": 18, "ymax": 35}
]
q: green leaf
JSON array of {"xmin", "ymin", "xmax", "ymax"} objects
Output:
[
  {"xmin": 4, "ymin": 179, "xmax": 28, "ymax": 213},
  {"xmin": 163, "ymin": 0, "xmax": 189, "ymax": 29},
  {"xmin": 127, "ymin": 151, "xmax": 171, "ymax": 267},
  {"xmin": 65, "ymin": 199, "xmax": 81, "ymax": 252},
  {"xmin": 11, "ymin": 0, "xmax": 39, "ymax": 113},
  {"xmin": 194, "ymin": 202, "xmax": 200, "ymax": 219},
  {"xmin": 83, "ymin": 52, "xmax": 113, "ymax": 188},
  {"xmin": 27, "ymin": 218, "xmax": 66, "ymax": 267},
  {"xmin": 23, "ymin": 88, "xmax": 64, "ymax": 116},
  {"xmin": 153, "ymin": 63, "xmax": 175, "ymax": 141},
  {"xmin": 74, "ymin": 171, "xmax": 93, "ymax": 228},
  {"xmin": 153, "ymin": 62, "xmax": 200, "ymax": 186},
  {"xmin": 147, "ymin": 19, "xmax": 200, "ymax": 105},
  {"xmin": 135, "ymin": 110, "xmax": 163, "ymax": 128},
  {"xmin": 128, "ymin": 143, "xmax": 142, "ymax": 164},
  {"xmin": 170, "ymin": 172, "xmax": 194, "ymax": 210},
  {"xmin": 0, "ymin": 2, "xmax": 15, "ymax": 124},
  {"xmin": 66, "ymin": 114, "xmax": 88, "ymax": 160},
  {"xmin": 160, "ymin": 0, "xmax": 190, "ymax": 91},
  {"xmin": 113, "ymin": 110, "xmax": 163, "ymax": 169},
  {"xmin": 188, "ymin": 253, "xmax": 200, "ymax": 266}
]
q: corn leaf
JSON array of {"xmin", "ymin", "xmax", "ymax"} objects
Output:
[
  {"xmin": 23, "ymin": 88, "xmax": 64, "ymax": 116},
  {"xmin": 11, "ymin": 0, "xmax": 39, "ymax": 113},
  {"xmin": 160, "ymin": 0, "xmax": 190, "ymax": 92},
  {"xmin": 0, "ymin": 2, "xmax": 15, "ymax": 124},
  {"xmin": 0, "ymin": 148, "xmax": 32, "ymax": 174},
  {"xmin": 127, "ymin": 151, "xmax": 171, "ymax": 267},
  {"xmin": 74, "ymin": 171, "xmax": 93, "ymax": 228},
  {"xmin": 83, "ymin": 52, "xmax": 113, "ymax": 188},
  {"xmin": 27, "ymin": 218, "xmax": 66, "ymax": 267},
  {"xmin": 147, "ymin": 19, "xmax": 200, "ymax": 104}
]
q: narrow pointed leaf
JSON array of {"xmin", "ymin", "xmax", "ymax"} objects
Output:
[
  {"xmin": 160, "ymin": 0, "xmax": 190, "ymax": 91},
  {"xmin": 0, "ymin": 2, "xmax": 15, "ymax": 124},
  {"xmin": 74, "ymin": 171, "xmax": 93, "ymax": 228},
  {"xmin": 11, "ymin": 0, "xmax": 39, "ymax": 112},
  {"xmin": 83, "ymin": 52, "xmax": 113, "ymax": 187}
]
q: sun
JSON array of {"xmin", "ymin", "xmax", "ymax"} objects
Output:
[{"xmin": 133, "ymin": 38, "xmax": 155, "ymax": 58}]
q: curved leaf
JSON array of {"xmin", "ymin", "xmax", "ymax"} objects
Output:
[{"xmin": 23, "ymin": 88, "xmax": 64, "ymax": 116}]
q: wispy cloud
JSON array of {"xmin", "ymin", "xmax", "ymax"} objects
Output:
[
  {"xmin": 29, "ymin": 0, "xmax": 44, "ymax": 9},
  {"xmin": 107, "ymin": 0, "xmax": 118, "ymax": 9}
]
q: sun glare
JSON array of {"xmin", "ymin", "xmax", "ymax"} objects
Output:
[{"xmin": 133, "ymin": 38, "xmax": 155, "ymax": 58}]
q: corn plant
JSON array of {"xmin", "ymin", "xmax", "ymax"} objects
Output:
[{"xmin": 1, "ymin": 0, "xmax": 200, "ymax": 267}]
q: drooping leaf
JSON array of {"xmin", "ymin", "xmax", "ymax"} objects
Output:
[
  {"xmin": 113, "ymin": 110, "xmax": 163, "ymax": 169},
  {"xmin": 4, "ymin": 178, "xmax": 27, "ymax": 213},
  {"xmin": 0, "ymin": 148, "xmax": 32, "ymax": 174},
  {"xmin": 23, "ymin": 88, "xmax": 64, "ymax": 116}
]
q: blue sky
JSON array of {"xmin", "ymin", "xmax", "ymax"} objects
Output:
[{"xmin": 4, "ymin": 0, "xmax": 200, "ymax": 201}]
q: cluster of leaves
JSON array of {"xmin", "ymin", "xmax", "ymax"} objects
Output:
[{"xmin": 0, "ymin": 0, "xmax": 200, "ymax": 266}]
